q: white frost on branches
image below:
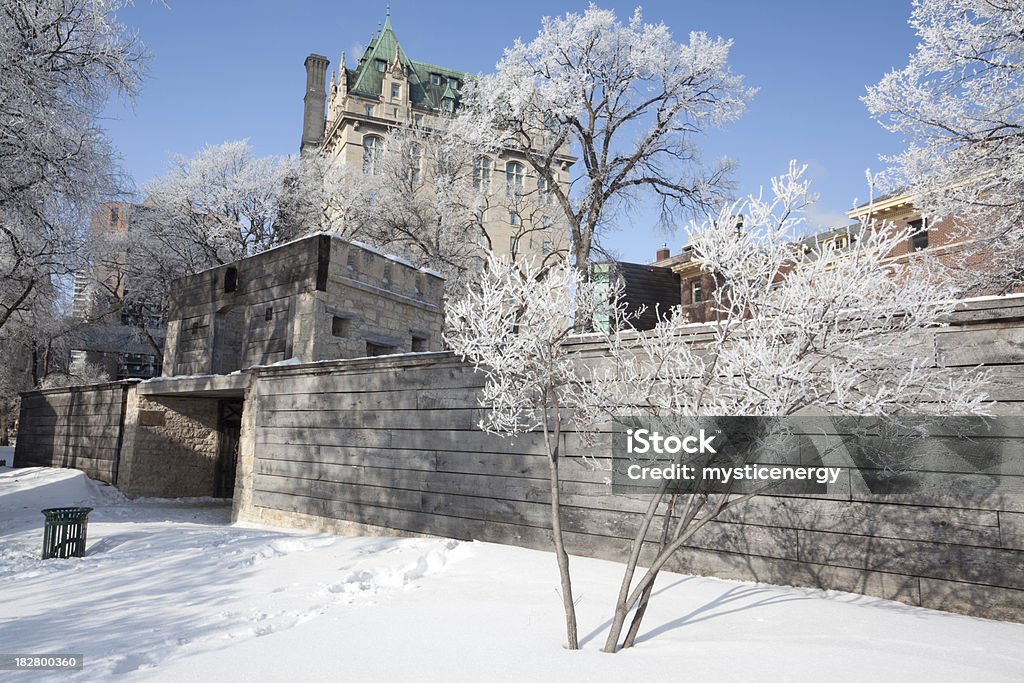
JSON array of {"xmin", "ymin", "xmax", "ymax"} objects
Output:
[
  {"xmin": 300, "ymin": 117, "xmax": 559, "ymax": 300},
  {"xmin": 0, "ymin": 0, "xmax": 144, "ymax": 335},
  {"xmin": 460, "ymin": 4, "xmax": 753, "ymax": 286},
  {"xmin": 141, "ymin": 140, "xmax": 298, "ymax": 265},
  {"xmin": 863, "ymin": 0, "xmax": 1024, "ymax": 293},
  {"xmin": 0, "ymin": 0, "xmax": 143, "ymax": 399},
  {"xmin": 447, "ymin": 254, "xmax": 601, "ymax": 437},
  {"xmin": 594, "ymin": 162, "xmax": 992, "ymax": 420},
  {"xmin": 447, "ymin": 163, "xmax": 992, "ymax": 653}
]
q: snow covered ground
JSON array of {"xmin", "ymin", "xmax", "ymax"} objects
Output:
[{"xmin": 2, "ymin": 466, "xmax": 1023, "ymax": 682}]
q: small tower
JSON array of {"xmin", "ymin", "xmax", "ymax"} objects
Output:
[{"xmin": 301, "ymin": 53, "xmax": 330, "ymax": 156}]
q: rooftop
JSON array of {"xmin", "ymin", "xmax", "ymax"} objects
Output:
[{"xmin": 346, "ymin": 12, "xmax": 470, "ymax": 111}]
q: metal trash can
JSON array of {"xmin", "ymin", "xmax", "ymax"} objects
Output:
[{"xmin": 41, "ymin": 507, "xmax": 93, "ymax": 559}]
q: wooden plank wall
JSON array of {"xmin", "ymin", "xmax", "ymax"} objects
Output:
[
  {"xmin": 239, "ymin": 296, "xmax": 1024, "ymax": 621},
  {"xmin": 13, "ymin": 381, "xmax": 132, "ymax": 484}
]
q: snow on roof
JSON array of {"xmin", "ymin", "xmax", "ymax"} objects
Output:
[
  {"xmin": 182, "ymin": 232, "xmax": 445, "ymax": 280},
  {"xmin": 958, "ymin": 292, "xmax": 1024, "ymax": 304}
]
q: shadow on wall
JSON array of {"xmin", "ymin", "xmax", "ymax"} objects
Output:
[{"xmin": 662, "ymin": 490, "xmax": 1018, "ymax": 621}]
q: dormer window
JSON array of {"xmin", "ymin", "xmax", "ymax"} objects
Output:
[
  {"xmin": 448, "ymin": 77, "xmax": 459, "ymax": 89},
  {"xmin": 431, "ymin": 73, "xmax": 442, "ymax": 86},
  {"xmin": 391, "ymin": 83, "xmax": 400, "ymax": 99},
  {"xmin": 441, "ymin": 98, "xmax": 454, "ymax": 113},
  {"xmin": 376, "ymin": 59, "xmax": 386, "ymax": 72}
]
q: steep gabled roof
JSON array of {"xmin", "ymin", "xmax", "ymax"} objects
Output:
[{"xmin": 346, "ymin": 13, "xmax": 469, "ymax": 111}]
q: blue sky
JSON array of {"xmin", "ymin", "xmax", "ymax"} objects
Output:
[{"xmin": 103, "ymin": 1, "xmax": 919, "ymax": 264}]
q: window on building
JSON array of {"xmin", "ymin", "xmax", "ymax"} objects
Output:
[
  {"xmin": 542, "ymin": 240, "xmax": 552, "ymax": 255},
  {"xmin": 506, "ymin": 161, "xmax": 524, "ymax": 196},
  {"xmin": 391, "ymin": 83, "xmax": 401, "ymax": 99},
  {"xmin": 834, "ymin": 235, "xmax": 849, "ymax": 250},
  {"xmin": 509, "ymin": 235, "xmax": 519, "ymax": 255},
  {"xmin": 265, "ymin": 307, "xmax": 273, "ymax": 321},
  {"xmin": 366, "ymin": 341, "xmax": 396, "ymax": 357},
  {"xmin": 376, "ymin": 59, "xmax": 387, "ymax": 72},
  {"xmin": 473, "ymin": 157, "xmax": 491, "ymax": 192},
  {"xmin": 910, "ymin": 218, "xmax": 929, "ymax": 251},
  {"xmin": 441, "ymin": 97, "xmax": 454, "ymax": 114},
  {"xmin": 362, "ymin": 135, "xmax": 383, "ymax": 175},
  {"xmin": 364, "ymin": 104, "xmax": 375, "ymax": 117},
  {"xmin": 110, "ymin": 206, "xmax": 119, "ymax": 226},
  {"xmin": 347, "ymin": 249, "xmax": 359, "ymax": 270},
  {"xmin": 690, "ymin": 278, "xmax": 703, "ymax": 303},
  {"xmin": 191, "ymin": 321, "xmax": 200, "ymax": 335},
  {"xmin": 382, "ymin": 264, "xmax": 392, "ymax": 287},
  {"xmin": 448, "ymin": 77, "xmax": 459, "ymax": 89},
  {"xmin": 537, "ymin": 175, "xmax": 554, "ymax": 204},
  {"xmin": 408, "ymin": 143, "xmax": 422, "ymax": 184},
  {"xmin": 331, "ymin": 316, "xmax": 350, "ymax": 337},
  {"xmin": 224, "ymin": 267, "xmax": 238, "ymax": 293},
  {"xmin": 431, "ymin": 73, "xmax": 442, "ymax": 85},
  {"xmin": 509, "ymin": 211, "xmax": 520, "ymax": 226},
  {"xmin": 414, "ymin": 114, "xmax": 424, "ymax": 126},
  {"xmin": 411, "ymin": 335, "xmax": 428, "ymax": 352}
]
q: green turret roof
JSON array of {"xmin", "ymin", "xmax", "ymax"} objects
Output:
[{"xmin": 346, "ymin": 12, "xmax": 469, "ymax": 111}]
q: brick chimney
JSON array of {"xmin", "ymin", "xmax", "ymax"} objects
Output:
[
  {"xmin": 301, "ymin": 54, "xmax": 330, "ymax": 157},
  {"xmin": 655, "ymin": 243, "xmax": 671, "ymax": 262}
]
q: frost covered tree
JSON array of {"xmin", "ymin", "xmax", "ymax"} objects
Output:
[
  {"xmin": 863, "ymin": 0, "xmax": 1024, "ymax": 293},
  {"xmin": 445, "ymin": 254, "xmax": 609, "ymax": 650},
  {"xmin": 297, "ymin": 119, "xmax": 561, "ymax": 300},
  {"xmin": 85, "ymin": 140, "xmax": 299, "ymax": 357},
  {"xmin": 0, "ymin": 0, "xmax": 144, "ymax": 335},
  {"xmin": 460, "ymin": 5, "xmax": 753, "ymax": 304},
  {"xmin": 141, "ymin": 140, "xmax": 298, "ymax": 265},
  {"xmin": 448, "ymin": 164, "xmax": 991, "ymax": 652},
  {"xmin": 301, "ymin": 122, "xmax": 489, "ymax": 295},
  {"xmin": 588, "ymin": 164, "xmax": 991, "ymax": 651}
]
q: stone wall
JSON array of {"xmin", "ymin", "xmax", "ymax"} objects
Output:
[
  {"xmin": 233, "ymin": 296, "xmax": 1024, "ymax": 622},
  {"xmin": 13, "ymin": 381, "xmax": 133, "ymax": 484},
  {"xmin": 116, "ymin": 393, "xmax": 222, "ymax": 498},
  {"xmin": 14, "ymin": 382, "xmax": 224, "ymax": 499},
  {"xmin": 162, "ymin": 234, "xmax": 444, "ymax": 376},
  {"xmin": 15, "ymin": 294, "xmax": 1024, "ymax": 622}
]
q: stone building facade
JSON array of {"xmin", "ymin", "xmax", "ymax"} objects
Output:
[
  {"xmin": 300, "ymin": 12, "xmax": 572, "ymax": 264},
  {"xmin": 162, "ymin": 233, "xmax": 445, "ymax": 376}
]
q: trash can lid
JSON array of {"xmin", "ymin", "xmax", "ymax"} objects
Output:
[{"xmin": 41, "ymin": 507, "xmax": 94, "ymax": 519}]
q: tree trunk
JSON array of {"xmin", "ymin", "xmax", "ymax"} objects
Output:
[
  {"xmin": 622, "ymin": 493, "xmax": 678, "ymax": 649},
  {"xmin": 621, "ymin": 579, "xmax": 655, "ymax": 649},
  {"xmin": 603, "ymin": 484, "xmax": 668, "ymax": 652},
  {"xmin": 544, "ymin": 399, "xmax": 579, "ymax": 649}
]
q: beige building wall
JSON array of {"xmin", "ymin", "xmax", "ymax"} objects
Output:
[{"xmin": 304, "ymin": 14, "xmax": 573, "ymax": 266}]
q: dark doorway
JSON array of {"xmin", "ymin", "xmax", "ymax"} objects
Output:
[{"xmin": 215, "ymin": 400, "xmax": 243, "ymax": 498}]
